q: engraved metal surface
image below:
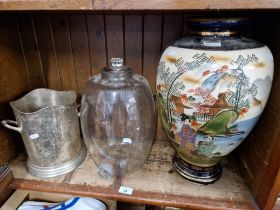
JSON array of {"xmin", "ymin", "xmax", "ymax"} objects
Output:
[{"xmin": 1, "ymin": 88, "xmax": 86, "ymax": 178}]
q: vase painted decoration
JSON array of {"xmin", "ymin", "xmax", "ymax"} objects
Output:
[{"xmin": 156, "ymin": 18, "xmax": 274, "ymax": 184}]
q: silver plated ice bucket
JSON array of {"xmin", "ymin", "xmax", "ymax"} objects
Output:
[{"xmin": 1, "ymin": 88, "xmax": 87, "ymax": 178}]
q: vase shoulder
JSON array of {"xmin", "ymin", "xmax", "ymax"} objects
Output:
[{"xmin": 172, "ymin": 36, "xmax": 265, "ymax": 51}]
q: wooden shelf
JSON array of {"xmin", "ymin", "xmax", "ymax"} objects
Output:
[
  {"xmin": 8, "ymin": 139, "xmax": 257, "ymax": 210},
  {"xmin": 1, "ymin": 0, "xmax": 280, "ymax": 11},
  {"xmin": 0, "ymin": 12, "xmax": 279, "ymax": 209}
]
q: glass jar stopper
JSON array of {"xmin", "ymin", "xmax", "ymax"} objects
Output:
[{"xmin": 110, "ymin": 58, "xmax": 123, "ymax": 70}]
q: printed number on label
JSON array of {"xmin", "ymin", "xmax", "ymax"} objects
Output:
[{"xmin": 118, "ymin": 186, "xmax": 133, "ymax": 195}]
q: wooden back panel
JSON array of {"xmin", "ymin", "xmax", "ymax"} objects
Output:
[
  {"xmin": 235, "ymin": 15, "xmax": 280, "ymax": 210},
  {"xmin": 0, "ymin": 13, "xmax": 280, "ymax": 209},
  {"xmin": 0, "ymin": 13, "xmax": 170, "ymax": 162},
  {"xmin": 0, "ymin": 14, "xmax": 31, "ymax": 164}
]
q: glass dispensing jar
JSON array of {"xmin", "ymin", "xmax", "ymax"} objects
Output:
[
  {"xmin": 81, "ymin": 58, "xmax": 155, "ymax": 179},
  {"xmin": 156, "ymin": 18, "xmax": 274, "ymax": 184}
]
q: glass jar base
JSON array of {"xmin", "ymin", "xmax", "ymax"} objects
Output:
[{"xmin": 172, "ymin": 153, "xmax": 222, "ymax": 185}]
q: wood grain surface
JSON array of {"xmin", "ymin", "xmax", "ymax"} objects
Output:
[
  {"xmin": 142, "ymin": 15, "xmax": 162, "ymax": 95},
  {"xmin": 234, "ymin": 14, "xmax": 280, "ymax": 210},
  {"xmin": 0, "ymin": 14, "xmax": 31, "ymax": 164},
  {"xmin": 33, "ymin": 14, "xmax": 62, "ymax": 90},
  {"xmin": 50, "ymin": 15, "xmax": 78, "ymax": 92},
  {"xmin": 124, "ymin": 15, "xmax": 142, "ymax": 75},
  {"xmin": 87, "ymin": 15, "xmax": 107, "ymax": 76},
  {"xmin": 9, "ymin": 140, "xmax": 258, "ymax": 210},
  {"xmin": 105, "ymin": 15, "xmax": 124, "ymax": 63},
  {"xmin": 161, "ymin": 15, "xmax": 184, "ymax": 52},
  {"xmin": 0, "ymin": 0, "xmax": 93, "ymax": 10},
  {"xmin": 93, "ymin": 0, "xmax": 280, "ymax": 10},
  {"xmin": 0, "ymin": 167, "xmax": 14, "ymax": 206},
  {"xmin": 69, "ymin": 15, "xmax": 91, "ymax": 95},
  {"xmin": 1, "ymin": 0, "xmax": 280, "ymax": 10},
  {"xmin": 17, "ymin": 14, "xmax": 46, "ymax": 89}
]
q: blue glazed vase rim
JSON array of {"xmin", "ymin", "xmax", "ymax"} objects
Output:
[{"xmin": 188, "ymin": 17, "xmax": 251, "ymax": 28}]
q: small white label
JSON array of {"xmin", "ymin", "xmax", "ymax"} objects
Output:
[
  {"xmin": 203, "ymin": 41, "xmax": 221, "ymax": 47},
  {"xmin": 118, "ymin": 186, "xmax": 133, "ymax": 195},
  {"xmin": 122, "ymin": 138, "xmax": 132, "ymax": 144},
  {"xmin": 30, "ymin": 134, "xmax": 39, "ymax": 140}
]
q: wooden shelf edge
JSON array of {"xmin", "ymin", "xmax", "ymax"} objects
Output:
[
  {"xmin": 10, "ymin": 178, "xmax": 258, "ymax": 210},
  {"xmin": 0, "ymin": 0, "xmax": 94, "ymax": 11},
  {"xmin": 7, "ymin": 139, "xmax": 260, "ymax": 210},
  {"xmin": 1, "ymin": 0, "xmax": 280, "ymax": 11}
]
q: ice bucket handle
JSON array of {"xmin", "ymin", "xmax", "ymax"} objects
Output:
[{"xmin": 1, "ymin": 120, "xmax": 22, "ymax": 133}]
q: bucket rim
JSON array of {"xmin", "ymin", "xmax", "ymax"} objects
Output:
[{"xmin": 10, "ymin": 88, "xmax": 77, "ymax": 115}]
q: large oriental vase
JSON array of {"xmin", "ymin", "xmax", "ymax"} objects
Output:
[{"xmin": 156, "ymin": 18, "xmax": 274, "ymax": 184}]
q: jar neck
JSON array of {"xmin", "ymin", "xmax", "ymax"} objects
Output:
[
  {"xmin": 101, "ymin": 58, "xmax": 132, "ymax": 81},
  {"xmin": 101, "ymin": 68, "xmax": 132, "ymax": 80}
]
